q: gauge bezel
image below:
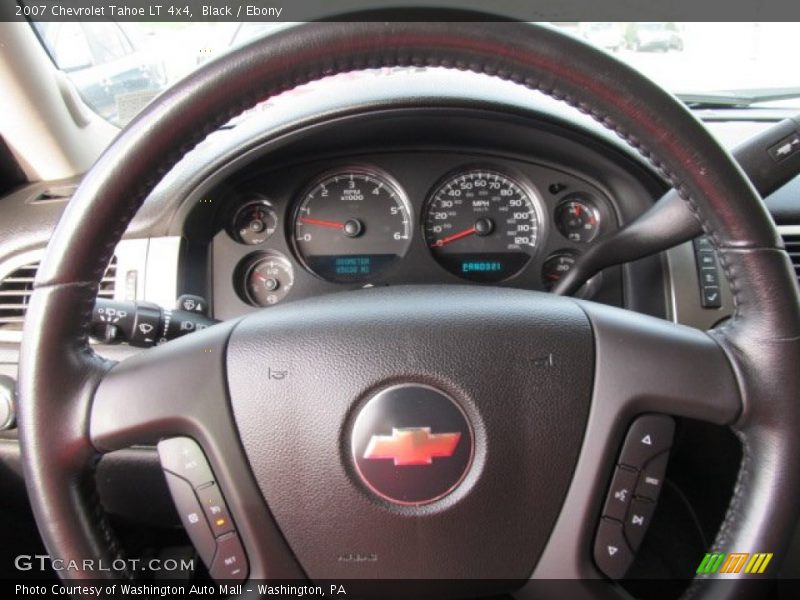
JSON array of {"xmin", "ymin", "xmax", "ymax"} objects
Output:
[
  {"xmin": 554, "ymin": 194, "xmax": 602, "ymax": 244},
  {"xmin": 541, "ymin": 248, "xmax": 603, "ymax": 299},
  {"xmin": 229, "ymin": 198, "xmax": 278, "ymax": 245},
  {"xmin": 290, "ymin": 165, "xmax": 413, "ymax": 284},
  {"xmin": 421, "ymin": 165, "xmax": 547, "ymax": 283},
  {"xmin": 235, "ymin": 252, "xmax": 295, "ymax": 307},
  {"xmin": 541, "ymin": 249, "xmax": 580, "ymax": 291}
]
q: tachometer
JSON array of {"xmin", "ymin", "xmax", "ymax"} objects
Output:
[
  {"xmin": 293, "ymin": 169, "xmax": 412, "ymax": 283},
  {"xmin": 423, "ymin": 169, "xmax": 542, "ymax": 282}
]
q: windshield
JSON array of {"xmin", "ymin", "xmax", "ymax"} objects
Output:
[{"xmin": 32, "ymin": 21, "xmax": 800, "ymax": 127}]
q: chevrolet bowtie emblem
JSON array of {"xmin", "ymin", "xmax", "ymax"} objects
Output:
[{"xmin": 363, "ymin": 427, "xmax": 461, "ymax": 466}]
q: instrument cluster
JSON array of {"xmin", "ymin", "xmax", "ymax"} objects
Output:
[{"xmin": 213, "ymin": 157, "xmax": 618, "ymax": 310}]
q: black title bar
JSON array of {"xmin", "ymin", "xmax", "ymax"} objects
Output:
[{"xmin": 4, "ymin": 0, "xmax": 800, "ymax": 22}]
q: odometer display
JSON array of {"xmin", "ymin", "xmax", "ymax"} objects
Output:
[
  {"xmin": 423, "ymin": 169, "xmax": 541, "ymax": 282},
  {"xmin": 293, "ymin": 169, "xmax": 412, "ymax": 283}
]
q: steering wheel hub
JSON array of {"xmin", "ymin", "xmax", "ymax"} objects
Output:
[
  {"xmin": 351, "ymin": 383, "xmax": 474, "ymax": 505},
  {"xmin": 226, "ymin": 286, "xmax": 593, "ymax": 580}
]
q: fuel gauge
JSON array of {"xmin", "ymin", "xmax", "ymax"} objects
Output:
[{"xmin": 239, "ymin": 253, "xmax": 294, "ymax": 307}]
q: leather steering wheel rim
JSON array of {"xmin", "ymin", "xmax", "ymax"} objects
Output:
[{"xmin": 18, "ymin": 20, "xmax": 800, "ymax": 598}]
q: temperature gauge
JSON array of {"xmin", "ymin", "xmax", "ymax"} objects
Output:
[
  {"xmin": 555, "ymin": 196, "xmax": 600, "ymax": 243},
  {"xmin": 239, "ymin": 253, "xmax": 294, "ymax": 307},
  {"xmin": 231, "ymin": 200, "xmax": 278, "ymax": 245}
]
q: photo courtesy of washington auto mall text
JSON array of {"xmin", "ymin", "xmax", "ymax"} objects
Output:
[{"xmin": 15, "ymin": 583, "xmax": 347, "ymax": 598}]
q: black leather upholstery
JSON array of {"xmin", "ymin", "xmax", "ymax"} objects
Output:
[{"xmin": 17, "ymin": 21, "xmax": 800, "ymax": 596}]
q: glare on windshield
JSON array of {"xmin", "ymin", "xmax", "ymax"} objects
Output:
[{"xmin": 31, "ymin": 21, "xmax": 800, "ymax": 127}]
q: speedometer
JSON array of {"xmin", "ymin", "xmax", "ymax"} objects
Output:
[{"xmin": 423, "ymin": 169, "xmax": 542, "ymax": 282}]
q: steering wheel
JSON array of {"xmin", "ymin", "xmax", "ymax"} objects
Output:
[{"xmin": 19, "ymin": 20, "xmax": 800, "ymax": 599}]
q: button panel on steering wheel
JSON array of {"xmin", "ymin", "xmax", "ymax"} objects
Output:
[
  {"xmin": 157, "ymin": 437, "xmax": 249, "ymax": 581},
  {"xmin": 594, "ymin": 415, "xmax": 675, "ymax": 579}
]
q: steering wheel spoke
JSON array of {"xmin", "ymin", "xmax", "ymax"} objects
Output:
[
  {"xmin": 525, "ymin": 303, "xmax": 741, "ymax": 590},
  {"xmin": 90, "ymin": 318, "xmax": 304, "ymax": 581},
  {"xmin": 90, "ymin": 321, "xmax": 236, "ymax": 453},
  {"xmin": 580, "ymin": 301, "xmax": 741, "ymax": 425}
]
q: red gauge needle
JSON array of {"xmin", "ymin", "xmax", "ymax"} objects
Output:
[
  {"xmin": 432, "ymin": 226, "xmax": 477, "ymax": 248},
  {"xmin": 252, "ymin": 272, "xmax": 267, "ymax": 282},
  {"xmin": 300, "ymin": 216, "xmax": 345, "ymax": 229}
]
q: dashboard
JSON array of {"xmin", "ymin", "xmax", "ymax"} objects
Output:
[
  {"xmin": 208, "ymin": 152, "xmax": 623, "ymax": 316},
  {"xmin": 176, "ymin": 104, "xmax": 671, "ymax": 323},
  {"xmin": 5, "ymin": 73, "xmax": 799, "ymax": 355}
]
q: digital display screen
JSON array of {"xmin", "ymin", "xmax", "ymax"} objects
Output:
[
  {"xmin": 461, "ymin": 261, "xmax": 503, "ymax": 274},
  {"xmin": 334, "ymin": 256, "xmax": 372, "ymax": 276},
  {"xmin": 435, "ymin": 253, "xmax": 529, "ymax": 283},
  {"xmin": 305, "ymin": 254, "xmax": 396, "ymax": 284}
]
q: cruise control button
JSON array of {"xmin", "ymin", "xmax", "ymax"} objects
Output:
[
  {"xmin": 594, "ymin": 518, "xmax": 634, "ymax": 580},
  {"xmin": 210, "ymin": 532, "xmax": 248, "ymax": 581},
  {"xmin": 602, "ymin": 466, "xmax": 638, "ymax": 521},
  {"xmin": 619, "ymin": 415, "xmax": 675, "ymax": 469},
  {"xmin": 625, "ymin": 498, "xmax": 656, "ymax": 550},
  {"xmin": 197, "ymin": 484, "xmax": 234, "ymax": 536},
  {"xmin": 636, "ymin": 452, "xmax": 669, "ymax": 501},
  {"xmin": 163, "ymin": 471, "xmax": 216, "ymax": 565},
  {"xmin": 158, "ymin": 437, "xmax": 214, "ymax": 489}
]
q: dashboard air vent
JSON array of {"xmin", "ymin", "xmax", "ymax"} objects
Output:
[
  {"xmin": 0, "ymin": 256, "xmax": 117, "ymax": 331},
  {"xmin": 783, "ymin": 232, "xmax": 800, "ymax": 286},
  {"xmin": 31, "ymin": 184, "xmax": 78, "ymax": 203}
]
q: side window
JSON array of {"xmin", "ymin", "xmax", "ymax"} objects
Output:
[{"xmin": 81, "ymin": 23, "xmax": 133, "ymax": 65}]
